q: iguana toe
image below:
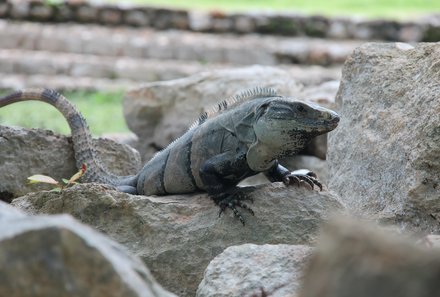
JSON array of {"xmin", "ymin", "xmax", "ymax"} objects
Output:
[
  {"xmin": 213, "ymin": 191, "xmax": 255, "ymax": 225},
  {"xmin": 283, "ymin": 170, "xmax": 323, "ymax": 191}
]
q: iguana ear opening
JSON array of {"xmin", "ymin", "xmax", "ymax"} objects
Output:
[
  {"xmin": 233, "ymin": 111, "xmax": 258, "ymax": 145},
  {"xmin": 255, "ymin": 102, "xmax": 270, "ymax": 121}
]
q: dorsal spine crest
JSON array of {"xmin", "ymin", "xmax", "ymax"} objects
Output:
[
  {"xmin": 148, "ymin": 87, "xmax": 278, "ymax": 164},
  {"xmin": 190, "ymin": 87, "xmax": 278, "ymax": 130}
]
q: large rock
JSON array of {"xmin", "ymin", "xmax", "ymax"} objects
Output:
[
  {"xmin": 0, "ymin": 201, "xmax": 176, "ymax": 297},
  {"xmin": 0, "ymin": 125, "xmax": 141, "ymax": 198},
  {"xmin": 299, "ymin": 217, "xmax": 440, "ymax": 297},
  {"xmin": 12, "ymin": 182, "xmax": 344, "ymax": 297},
  {"xmin": 197, "ymin": 244, "xmax": 313, "ymax": 297},
  {"xmin": 328, "ymin": 42, "xmax": 440, "ymax": 232},
  {"xmin": 0, "ymin": 200, "xmax": 27, "ymax": 220},
  {"xmin": 124, "ymin": 65, "xmax": 305, "ymax": 161}
]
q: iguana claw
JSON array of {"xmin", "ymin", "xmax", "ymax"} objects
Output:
[
  {"xmin": 283, "ymin": 169, "xmax": 323, "ymax": 191},
  {"xmin": 213, "ymin": 191, "xmax": 255, "ymax": 225}
]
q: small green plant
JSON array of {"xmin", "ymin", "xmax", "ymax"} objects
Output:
[{"xmin": 28, "ymin": 164, "xmax": 87, "ymax": 192}]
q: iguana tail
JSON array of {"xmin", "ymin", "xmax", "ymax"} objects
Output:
[{"xmin": 0, "ymin": 88, "xmax": 138, "ymax": 193}]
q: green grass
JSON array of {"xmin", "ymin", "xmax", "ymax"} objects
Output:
[
  {"xmin": 106, "ymin": 0, "xmax": 440, "ymax": 19},
  {"xmin": 0, "ymin": 91, "xmax": 129, "ymax": 136}
]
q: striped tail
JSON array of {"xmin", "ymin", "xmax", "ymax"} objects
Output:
[{"xmin": 0, "ymin": 88, "xmax": 138, "ymax": 191}]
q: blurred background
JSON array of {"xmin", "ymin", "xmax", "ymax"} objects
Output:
[{"xmin": 0, "ymin": 0, "xmax": 439, "ymax": 135}]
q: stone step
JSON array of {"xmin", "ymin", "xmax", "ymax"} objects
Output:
[
  {"xmin": 0, "ymin": 73, "xmax": 139, "ymax": 91},
  {"xmin": 0, "ymin": 43, "xmax": 342, "ymax": 92},
  {"xmin": 0, "ymin": 49, "xmax": 226, "ymax": 82},
  {"xmin": 0, "ymin": 20, "xmax": 364, "ymax": 66},
  {"xmin": 1, "ymin": 0, "xmax": 438, "ymax": 42},
  {"xmin": 0, "ymin": 63, "xmax": 341, "ymax": 92}
]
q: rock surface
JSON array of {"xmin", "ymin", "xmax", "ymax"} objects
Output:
[
  {"xmin": 0, "ymin": 125, "xmax": 141, "ymax": 198},
  {"xmin": 299, "ymin": 217, "xmax": 440, "ymax": 297},
  {"xmin": 197, "ymin": 244, "xmax": 313, "ymax": 297},
  {"xmin": 0, "ymin": 199, "xmax": 26, "ymax": 220},
  {"xmin": 328, "ymin": 42, "xmax": 440, "ymax": 232},
  {"xmin": 12, "ymin": 182, "xmax": 344, "ymax": 297},
  {"xmin": 0, "ymin": 201, "xmax": 176, "ymax": 297}
]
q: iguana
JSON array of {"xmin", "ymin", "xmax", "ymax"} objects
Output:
[{"xmin": 0, "ymin": 87, "xmax": 339, "ymax": 224}]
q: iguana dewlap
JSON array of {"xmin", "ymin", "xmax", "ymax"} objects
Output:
[{"xmin": 0, "ymin": 88, "xmax": 339, "ymax": 224}]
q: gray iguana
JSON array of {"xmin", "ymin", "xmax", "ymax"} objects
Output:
[{"xmin": 0, "ymin": 88, "xmax": 339, "ymax": 224}]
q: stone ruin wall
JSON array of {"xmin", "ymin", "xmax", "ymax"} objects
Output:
[{"xmin": 1, "ymin": 0, "xmax": 439, "ymax": 42}]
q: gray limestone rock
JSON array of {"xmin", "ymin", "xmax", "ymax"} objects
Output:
[
  {"xmin": 0, "ymin": 200, "xmax": 26, "ymax": 220},
  {"xmin": 12, "ymin": 182, "xmax": 344, "ymax": 297},
  {"xmin": 0, "ymin": 205, "xmax": 176, "ymax": 297},
  {"xmin": 197, "ymin": 244, "xmax": 313, "ymax": 297},
  {"xmin": 0, "ymin": 125, "xmax": 141, "ymax": 198},
  {"xmin": 327, "ymin": 42, "xmax": 440, "ymax": 232},
  {"xmin": 299, "ymin": 217, "xmax": 440, "ymax": 297}
]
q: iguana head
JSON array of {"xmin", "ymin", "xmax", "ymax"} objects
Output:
[
  {"xmin": 253, "ymin": 98, "xmax": 340, "ymax": 147},
  {"xmin": 246, "ymin": 98, "xmax": 339, "ymax": 171}
]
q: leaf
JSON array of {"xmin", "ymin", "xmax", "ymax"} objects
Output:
[
  {"xmin": 62, "ymin": 179, "xmax": 70, "ymax": 184},
  {"xmin": 68, "ymin": 163, "xmax": 87, "ymax": 184},
  {"xmin": 50, "ymin": 187, "xmax": 62, "ymax": 192},
  {"xmin": 28, "ymin": 175, "xmax": 59, "ymax": 185}
]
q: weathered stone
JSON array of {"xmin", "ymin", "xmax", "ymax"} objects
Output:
[
  {"xmin": 354, "ymin": 20, "xmax": 402, "ymax": 41},
  {"xmin": 99, "ymin": 6, "xmax": 123, "ymax": 25},
  {"xmin": 423, "ymin": 23, "xmax": 440, "ymax": 42},
  {"xmin": 29, "ymin": 2, "xmax": 53, "ymax": 21},
  {"xmin": 52, "ymin": 3, "xmax": 75, "ymax": 22},
  {"xmin": 298, "ymin": 80, "xmax": 339, "ymax": 107},
  {"xmin": 285, "ymin": 65, "xmax": 341, "ymax": 86},
  {"xmin": 189, "ymin": 10, "xmax": 212, "ymax": 31},
  {"xmin": 0, "ymin": 200, "xmax": 26, "ymax": 220},
  {"xmin": 0, "ymin": 125, "xmax": 141, "ymax": 198},
  {"xmin": 328, "ymin": 42, "xmax": 440, "ymax": 232},
  {"xmin": 3, "ymin": 1, "xmax": 440, "ymax": 41},
  {"xmin": 0, "ymin": 19, "xmax": 362, "ymax": 66},
  {"xmin": 274, "ymin": 38, "xmax": 359, "ymax": 66},
  {"xmin": 299, "ymin": 217, "xmax": 440, "ymax": 297},
  {"xmin": 0, "ymin": 212, "xmax": 176, "ymax": 297},
  {"xmin": 75, "ymin": 3, "xmax": 98, "ymax": 23},
  {"xmin": 302, "ymin": 15, "xmax": 329, "ymax": 38},
  {"xmin": 0, "ymin": 2, "xmax": 10, "ymax": 18},
  {"xmin": 152, "ymin": 8, "xmax": 188, "ymax": 30},
  {"xmin": 124, "ymin": 9, "xmax": 151, "ymax": 26},
  {"xmin": 197, "ymin": 244, "xmax": 313, "ymax": 297},
  {"xmin": 233, "ymin": 14, "xmax": 256, "ymax": 33},
  {"xmin": 211, "ymin": 18, "xmax": 234, "ymax": 32},
  {"xmin": 9, "ymin": 0, "xmax": 30, "ymax": 19},
  {"xmin": 327, "ymin": 18, "xmax": 353, "ymax": 39},
  {"xmin": 398, "ymin": 22, "xmax": 424, "ymax": 42},
  {"xmin": 123, "ymin": 66, "xmax": 303, "ymax": 160},
  {"xmin": 418, "ymin": 234, "xmax": 440, "ymax": 248},
  {"xmin": 12, "ymin": 182, "xmax": 344, "ymax": 297}
]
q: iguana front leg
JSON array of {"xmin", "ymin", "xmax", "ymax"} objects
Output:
[
  {"xmin": 199, "ymin": 152, "xmax": 255, "ymax": 225},
  {"xmin": 264, "ymin": 161, "xmax": 323, "ymax": 190}
]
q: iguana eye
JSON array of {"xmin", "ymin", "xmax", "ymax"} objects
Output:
[{"xmin": 297, "ymin": 105, "xmax": 306, "ymax": 112}]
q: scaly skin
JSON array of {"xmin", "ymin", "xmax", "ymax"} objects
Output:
[{"xmin": 0, "ymin": 87, "xmax": 340, "ymax": 224}]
